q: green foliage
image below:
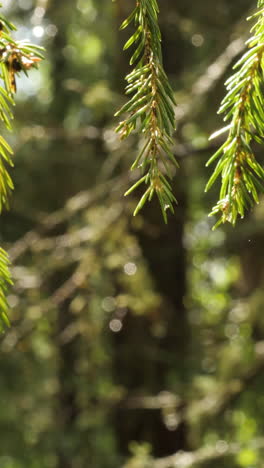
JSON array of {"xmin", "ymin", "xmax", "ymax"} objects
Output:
[
  {"xmin": 0, "ymin": 247, "xmax": 12, "ymax": 330},
  {"xmin": 115, "ymin": 0, "xmax": 177, "ymax": 222},
  {"xmin": 206, "ymin": 2, "xmax": 264, "ymax": 228},
  {"xmin": 0, "ymin": 4, "xmax": 43, "ymax": 329},
  {"xmin": 3, "ymin": 2, "xmax": 264, "ymax": 468}
]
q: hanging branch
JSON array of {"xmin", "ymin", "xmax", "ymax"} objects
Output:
[
  {"xmin": 115, "ymin": 0, "xmax": 177, "ymax": 222},
  {"xmin": 206, "ymin": 0, "xmax": 264, "ymax": 228},
  {"xmin": 0, "ymin": 5, "xmax": 43, "ymax": 330}
]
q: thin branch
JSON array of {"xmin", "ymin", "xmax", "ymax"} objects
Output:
[
  {"xmin": 153, "ymin": 437, "xmax": 264, "ymax": 468},
  {"xmin": 175, "ymin": 36, "xmax": 247, "ymax": 124},
  {"xmin": 9, "ymin": 174, "xmax": 128, "ymax": 261},
  {"xmin": 3, "ymin": 202, "xmax": 124, "ymax": 351}
]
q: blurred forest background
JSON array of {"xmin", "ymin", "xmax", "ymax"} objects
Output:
[{"xmin": 1, "ymin": 0, "xmax": 264, "ymax": 467}]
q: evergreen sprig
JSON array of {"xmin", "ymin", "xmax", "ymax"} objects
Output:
[
  {"xmin": 0, "ymin": 5, "xmax": 43, "ymax": 330},
  {"xmin": 206, "ymin": 1, "xmax": 264, "ymax": 228},
  {"xmin": 115, "ymin": 0, "xmax": 177, "ymax": 222}
]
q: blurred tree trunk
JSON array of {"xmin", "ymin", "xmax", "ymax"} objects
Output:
[
  {"xmin": 45, "ymin": 3, "xmax": 80, "ymax": 468},
  {"xmin": 56, "ymin": 295, "xmax": 80, "ymax": 468},
  {"xmin": 112, "ymin": 1, "xmax": 190, "ymax": 457},
  {"xmin": 112, "ymin": 179, "xmax": 189, "ymax": 458}
]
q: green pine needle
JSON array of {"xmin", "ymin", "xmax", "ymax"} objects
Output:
[
  {"xmin": 206, "ymin": 1, "xmax": 264, "ymax": 228},
  {"xmin": 115, "ymin": 0, "xmax": 177, "ymax": 221},
  {"xmin": 0, "ymin": 7, "xmax": 44, "ymax": 329}
]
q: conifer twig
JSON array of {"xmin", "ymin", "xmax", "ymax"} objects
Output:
[
  {"xmin": 115, "ymin": 0, "xmax": 177, "ymax": 222},
  {"xmin": 0, "ymin": 4, "xmax": 43, "ymax": 329},
  {"xmin": 206, "ymin": 0, "xmax": 264, "ymax": 228}
]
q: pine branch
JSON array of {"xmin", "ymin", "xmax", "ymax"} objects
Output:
[
  {"xmin": 0, "ymin": 5, "xmax": 43, "ymax": 330},
  {"xmin": 206, "ymin": 1, "xmax": 264, "ymax": 228},
  {"xmin": 115, "ymin": 0, "xmax": 177, "ymax": 222}
]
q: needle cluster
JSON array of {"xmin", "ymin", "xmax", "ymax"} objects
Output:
[
  {"xmin": 0, "ymin": 6, "xmax": 43, "ymax": 329},
  {"xmin": 206, "ymin": 1, "xmax": 264, "ymax": 228},
  {"xmin": 115, "ymin": 0, "xmax": 177, "ymax": 222}
]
